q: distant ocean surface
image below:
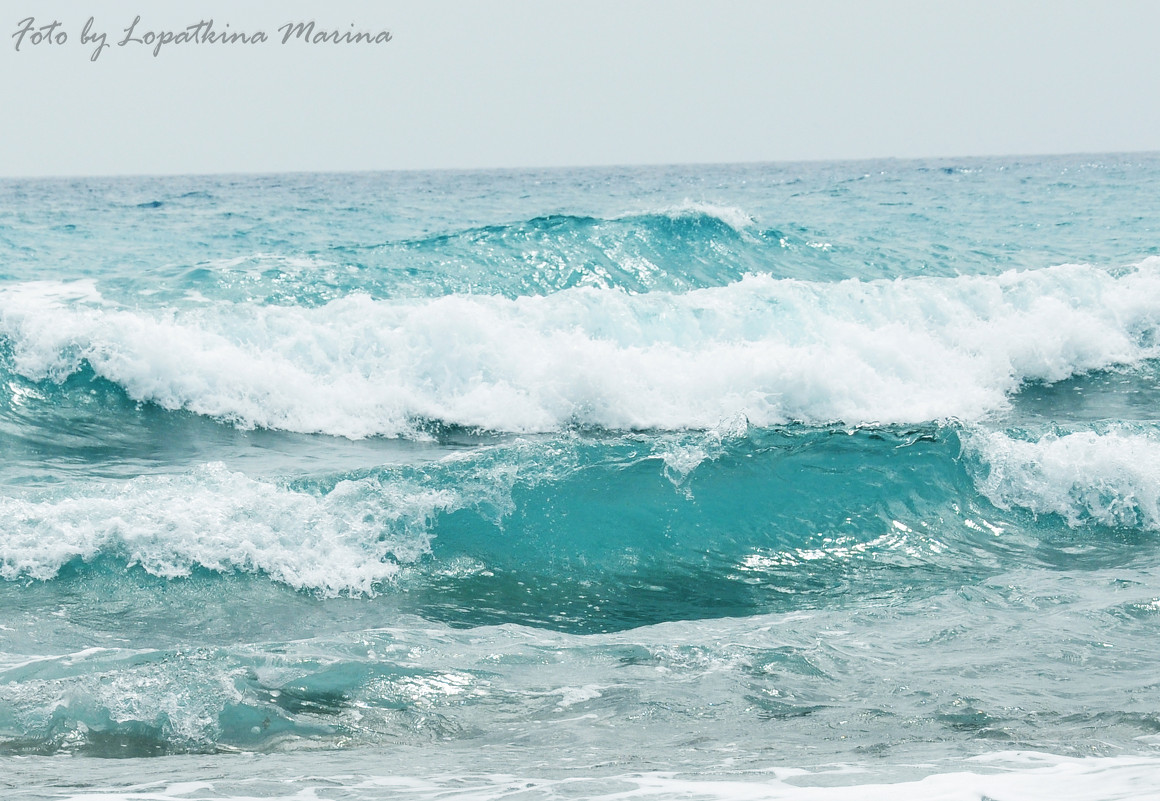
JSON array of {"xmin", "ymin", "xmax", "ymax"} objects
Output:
[{"xmin": 2, "ymin": 155, "xmax": 1160, "ymax": 799}]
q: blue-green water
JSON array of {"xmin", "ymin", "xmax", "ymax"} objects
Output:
[{"xmin": 2, "ymin": 155, "xmax": 1160, "ymax": 799}]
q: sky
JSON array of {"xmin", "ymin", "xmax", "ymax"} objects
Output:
[{"xmin": 3, "ymin": 0, "xmax": 1160, "ymax": 177}]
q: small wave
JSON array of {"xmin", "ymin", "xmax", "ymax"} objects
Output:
[
  {"xmin": 414, "ymin": 202, "xmax": 756, "ymax": 244},
  {"xmin": 650, "ymin": 201, "xmax": 756, "ymax": 232},
  {"xmin": 965, "ymin": 426, "xmax": 1160, "ymax": 529},
  {"xmin": 392, "ymin": 204, "xmax": 754, "ymax": 252},
  {"xmin": 1, "ymin": 260, "xmax": 1158, "ymax": 438},
  {"xmin": 301, "ymin": 209, "xmax": 767, "ymax": 301},
  {"xmin": 0, "ymin": 639, "xmax": 478, "ymax": 755}
]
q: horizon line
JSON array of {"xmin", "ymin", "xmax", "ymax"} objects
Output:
[{"xmin": 3, "ymin": 148, "xmax": 1159, "ymax": 183}]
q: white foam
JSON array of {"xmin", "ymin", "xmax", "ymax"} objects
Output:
[
  {"xmin": 2, "ymin": 260, "xmax": 1159, "ymax": 438},
  {"xmin": 653, "ymin": 415, "xmax": 750, "ymax": 493},
  {"xmin": 658, "ymin": 201, "xmax": 757, "ymax": 232},
  {"xmin": 199, "ymin": 252, "xmax": 340, "ymax": 275},
  {"xmin": 602, "ymin": 753, "xmax": 1160, "ymax": 801},
  {"xmin": 965, "ymin": 427, "xmax": 1160, "ymax": 529},
  {"xmin": 44, "ymin": 752, "xmax": 1160, "ymax": 800},
  {"xmin": 0, "ymin": 646, "xmax": 235, "ymax": 750},
  {"xmin": 611, "ymin": 202, "xmax": 756, "ymax": 233},
  {"xmin": 0, "ymin": 463, "xmax": 454, "ymax": 593}
]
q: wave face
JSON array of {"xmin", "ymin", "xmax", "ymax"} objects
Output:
[{"xmin": 4, "ymin": 156, "xmax": 1160, "ymax": 794}]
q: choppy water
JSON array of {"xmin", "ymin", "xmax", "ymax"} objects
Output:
[{"xmin": 2, "ymin": 155, "xmax": 1160, "ymax": 799}]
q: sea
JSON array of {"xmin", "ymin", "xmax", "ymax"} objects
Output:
[{"xmin": 1, "ymin": 154, "xmax": 1159, "ymax": 799}]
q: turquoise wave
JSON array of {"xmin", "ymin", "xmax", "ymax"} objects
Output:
[{"xmin": 5, "ymin": 424, "xmax": 1157, "ymax": 632}]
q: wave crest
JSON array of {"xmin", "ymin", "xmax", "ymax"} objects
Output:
[
  {"xmin": 965, "ymin": 427, "xmax": 1160, "ymax": 529},
  {"xmin": 2, "ymin": 260, "xmax": 1159, "ymax": 438},
  {"xmin": 0, "ymin": 464, "xmax": 451, "ymax": 593}
]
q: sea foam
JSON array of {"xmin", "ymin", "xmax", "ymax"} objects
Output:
[
  {"xmin": 965, "ymin": 427, "xmax": 1160, "ymax": 529},
  {"xmin": 0, "ymin": 464, "xmax": 452, "ymax": 592},
  {"xmin": 2, "ymin": 260, "xmax": 1158, "ymax": 438},
  {"xmin": 652, "ymin": 201, "xmax": 757, "ymax": 232},
  {"xmin": 39, "ymin": 752, "xmax": 1160, "ymax": 800}
]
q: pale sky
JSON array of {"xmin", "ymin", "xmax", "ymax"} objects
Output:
[{"xmin": 3, "ymin": 0, "xmax": 1160, "ymax": 177}]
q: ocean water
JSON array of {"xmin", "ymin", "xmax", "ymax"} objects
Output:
[{"xmin": 1, "ymin": 155, "xmax": 1160, "ymax": 799}]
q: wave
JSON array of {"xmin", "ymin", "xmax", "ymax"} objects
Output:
[
  {"xmin": 173, "ymin": 203, "xmax": 887, "ymax": 305},
  {"xmin": 339, "ymin": 203, "xmax": 770, "ymax": 299},
  {"xmin": 2, "ymin": 260, "xmax": 1159, "ymax": 438},
  {"xmin": 0, "ymin": 463, "xmax": 450, "ymax": 593},
  {"xmin": 0, "ymin": 427, "xmax": 992, "ymax": 616},
  {"xmin": 0, "ymin": 638, "xmax": 477, "ymax": 755},
  {"xmin": 623, "ymin": 201, "xmax": 757, "ymax": 233},
  {"xmin": 403, "ymin": 202, "xmax": 758, "ymax": 246},
  {"xmin": 965, "ymin": 426, "xmax": 1160, "ymax": 530}
]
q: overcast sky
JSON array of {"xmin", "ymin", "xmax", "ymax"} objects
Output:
[{"xmin": 4, "ymin": 0, "xmax": 1160, "ymax": 177}]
